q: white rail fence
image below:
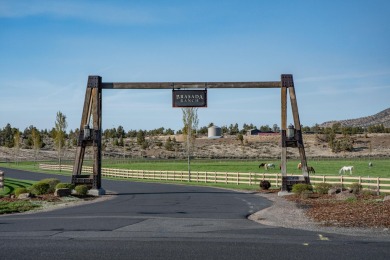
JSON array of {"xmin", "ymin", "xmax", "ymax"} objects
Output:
[{"xmin": 39, "ymin": 164, "xmax": 390, "ymax": 194}]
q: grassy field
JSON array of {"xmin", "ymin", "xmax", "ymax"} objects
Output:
[
  {"xmin": 102, "ymin": 158, "xmax": 390, "ymax": 178},
  {"xmin": 1, "ymin": 158, "xmax": 389, "ymax": 178}
]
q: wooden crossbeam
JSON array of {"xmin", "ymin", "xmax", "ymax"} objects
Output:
[{"xmin": 101, "ymin": 81, "xmax": 281, "ymax": 89}]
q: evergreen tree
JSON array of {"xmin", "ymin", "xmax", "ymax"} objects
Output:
[
  {"xmin": 137, "ymin": 130, "xmax": 146, "ymax": 145},
  {"xmin": 164, "ymin": 137, "xmax": 174, "ymax": 151},
  {"xmin": 2, "ymin": 123, "xmax": 14, "ymax": 148}
]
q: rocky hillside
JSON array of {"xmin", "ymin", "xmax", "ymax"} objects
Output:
[
  {"xmin": 1, "ymin": 133, "xmax": 390, "ymax": 162},
  {"xmin": 320, "ymin": 108, "xmax": 390, "ymax": 128}
]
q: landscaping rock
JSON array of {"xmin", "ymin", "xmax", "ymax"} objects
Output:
[
  {"xmin": 54, "ymin": 188, "xmax": 71, "ymax": 197},
  {"xmin": 300, "ymin": 191, "xmax": 319, "ymax": 199},
  {"xmin": 384, "ymin": 195, "xmax": 390, "ymax": 202},
  {"xmin": 328, "ymin": 187, "xmax": 341, "ymax": 195},
  {"xmin": 17, "ymin": 193, "xmax": 32, "ymax": 199},
  {"xmin": 335, "ymin": 191, "xmax": 356, "ymax": 201}
]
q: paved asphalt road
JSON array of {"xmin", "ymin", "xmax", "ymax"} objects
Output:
[{"xmin": 1, "ymin": 167, "xmax": 390, "ymax": 260}]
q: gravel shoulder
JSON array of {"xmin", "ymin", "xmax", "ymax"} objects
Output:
[{"xmin": 249, "ymin": 192, "xmax": 390, "ymax": 240}]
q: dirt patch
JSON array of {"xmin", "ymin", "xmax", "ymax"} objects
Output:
[
  {"xmin": 251, "ymin": 191, "xmax": 390, "ymax": 238},
  {"xmin": 288, "ymin": 194, "xmax": 390, "ymax": 228}
]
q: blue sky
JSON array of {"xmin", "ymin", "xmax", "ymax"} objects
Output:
[{"xmin": 1, "ymin": 0, "xmax": 389, "ymax": 132}]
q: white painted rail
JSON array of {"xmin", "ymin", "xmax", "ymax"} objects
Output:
[{"xmin": 39, "ymin": 164, "xmax": 390, "ymax": 194}]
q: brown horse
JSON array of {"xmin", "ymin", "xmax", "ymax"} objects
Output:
[
  {"xmin": 298, "ymin": 163, "xmax": 315, "ymax": 174},
  {"xmin": 259, "ymin": 163, "xmax": 265, "ymax": 168}
]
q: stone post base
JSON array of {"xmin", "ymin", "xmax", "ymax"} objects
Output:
[{"xmin": 88, "ymin": 188, "xmax": 106, "ymax": 196}]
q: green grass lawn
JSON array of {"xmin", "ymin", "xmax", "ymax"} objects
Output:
[
  {"xmin": 0, "ymin": 178, "xmax": 36, "ymax": 196},
  {"xmin": 0, "ymin": 178, "xmax": 39, "ymax": 214},
  {"xmin": 103, "ymin": 158, "xmax": 390, "ymax": 178},
  {"xmin": 2, "ymin": 158, "xmax": 389, "ymax": 178},
  {"xmin": 0, "ymin": 161, "xmax": 71, "ymax": 175}
]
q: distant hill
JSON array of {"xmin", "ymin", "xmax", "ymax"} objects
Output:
[{"xmin": 320, "ymin": 108, "xmax": 390, "ymax": 128}]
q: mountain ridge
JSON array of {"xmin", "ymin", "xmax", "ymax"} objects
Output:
[{"xmin": 320, "ymin": 108, "xmax": 390, "ymax": 128}]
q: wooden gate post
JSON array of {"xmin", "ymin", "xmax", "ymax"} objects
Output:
[
  {"xmin": 280, "ymin": 74, "xmax": 310, "ymax": 193},
  {"xmin": 72, "ymin": 76, "xmax": 104, "ymax": 195}
]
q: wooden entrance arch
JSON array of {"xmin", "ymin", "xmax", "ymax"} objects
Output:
[{"xmin": 71, "ymin": 74, "xmax": 309, "ymax": 194}]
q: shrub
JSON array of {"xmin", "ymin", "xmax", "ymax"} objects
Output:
[
  {"xmin": 141, "ymin": 141, "xmax": 149, "ymax": 150},
  {"xmin": 0, "ymin": 201, "xmax": 39, "ymax": 214},
  {"xmin": 349, "ymin": 183, "xmax": 363, "ymax": 194},
  {"xmin": 164, "ymin": 137, "xmax": 174, "ymax": 151},
  {"xmin": 14, "ymin": 187, "xmax": 29, "ymax": 197},
  {"xmin": 39, "ymin": 178, "xmax": 61, "ymax": 193},
  {"xmin": 31, "ymin": 182, "xmax": 50, "ymax": 195},
  {"xmin": 259, "ymin": 180, "xmax": 271, "ymax": 190},
  {"xmin": 361, "ymin": 189, "xmax": 377, "ymax": 196},
  {"xmin": 345, "ymin": 197, "xmax": 358, "ymax": 203},
  {"xmin": 291, "ymin": 183, "xmax": 313, "ymax": 195},
  {"xmin": 75, "ymin": 185, "xmax": 89, "ymax": 196},
  {"xmin": 300, "ymin": 190, "xmax": 314, "ymax": 199},
  {"xmin": 55, "ymin": 183, "xmax": 75, "ymax": 190},
  {"xmin": 315, "ymin": 183, "xmax": 333, "ymax": 194}
]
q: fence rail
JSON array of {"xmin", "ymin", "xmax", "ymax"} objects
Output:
[{"xmin": 39, "ymin": 164, "xmax": 390, "ymax": 194}]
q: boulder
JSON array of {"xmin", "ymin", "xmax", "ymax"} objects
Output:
[
  {"xmin": 17, "ymin": 193, "xmax": 33, "ymax": 199},
  {"xmin": 328, "ymin": 187, "xmax": 342, "ymax": 195},
  {"xmin": 54, "ymin": 188, "xmax": 71, "ymax": 197},
  {"xmin": 335, "ymin": 191, "xmax": 356, "ymax": 201},
  {"xmin": 384, "ymin": 195, "xmax": 390, "ymax": 202}
]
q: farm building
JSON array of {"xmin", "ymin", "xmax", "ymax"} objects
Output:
[
  {"xmin": 246, "ymin": 129, "xmax": 260, "ymax": 136},
  {"xmin": 247, "ymin": 129, "xmax": 279, "ymax": 136}
]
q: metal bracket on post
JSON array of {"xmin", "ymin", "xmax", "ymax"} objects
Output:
[
  {"xmin": 280, "ymin": 74, "xmax": 310, "ymax": 195},
  {"xmin": 87, "ymin": 75, "xmax": 102, "ymax": 89}
]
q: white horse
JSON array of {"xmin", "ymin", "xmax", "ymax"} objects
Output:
[
  {"xmin": 264, "ymin": 163, "xmax": 275, "ymax": 170},
  {"xmin": 339, "ymin": 166, "xmax": 354, "ymax": 175}
]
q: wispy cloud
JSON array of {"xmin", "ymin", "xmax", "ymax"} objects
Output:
[
  {"xmin": 297, "ymin": 69, "xmax": 390, "ymax": 83},
  {"xmin": 0, "ymin": 0, "xmax": 170, "ymax": 25}
]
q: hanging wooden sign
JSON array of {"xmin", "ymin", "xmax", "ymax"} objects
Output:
[{"xmin": 172, "ymin": 89, "xmax": 207, "ymax": 107}]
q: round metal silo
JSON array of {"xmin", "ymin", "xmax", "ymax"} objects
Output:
[{"xmin": 208, "ymin": 126, "xmax": 221, "ymax": 138}]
